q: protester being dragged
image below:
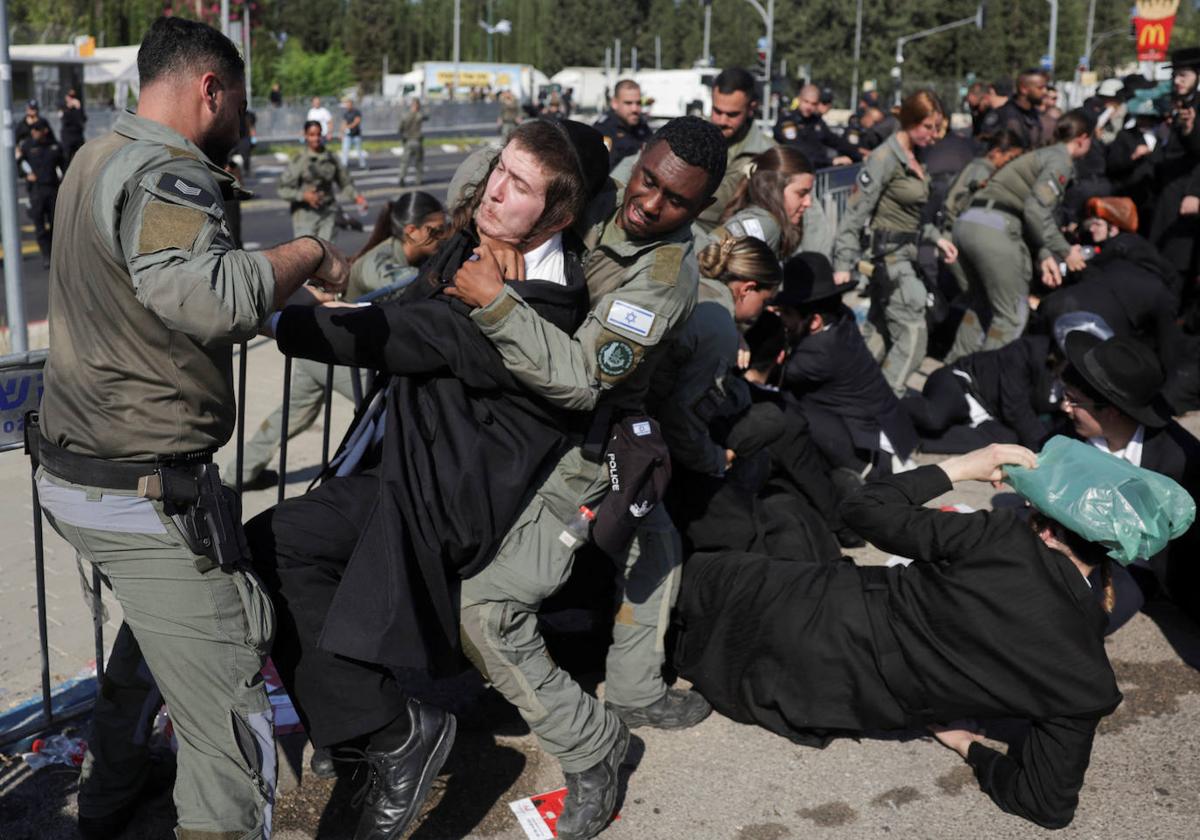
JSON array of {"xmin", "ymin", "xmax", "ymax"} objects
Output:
[
  {"xmin": 699, "ymin": 145, "xmax": 830, "ymax": 258},
  {"xmin": 901, "ymin": 333, "xmax": 1061, "ymax": 454},
  {"xmin": 675, "ymin": 441, "xmax": 1196, "ymax": 828},
  {"xmin": 246, "ymin": 119, "xmax": 608, "ymax": 840},
  {"xmin": 1059, "ymin": 333, "xmax": 1200, "ymax": 624},
  {"xmin": 774, "ymin": 252, "xmax": 918, "ymax": 484},
  {"xmin": 279, "ymin": 120, "xmax": 368, "ymax": 240},
  {"xmin": 229, "ymin": 192, "xmax": 448, "ymax": 490},
  {"xmin": 947, "ymin": 110, "xmax": 1094, "ymax": 360},
  {"xmin": 1034, "ymin": 197, "xmax": 1187, "ymax": 384},
  {"xmin": 832, "ymin": 90, "xmax": 960, "ymax": 398}
]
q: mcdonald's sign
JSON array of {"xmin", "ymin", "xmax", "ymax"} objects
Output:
[{"xmin": 1134, "ymin": 16, "xmax": 1176, "ymax": 61}]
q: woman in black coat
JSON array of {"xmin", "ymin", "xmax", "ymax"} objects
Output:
[{"xmin": 675, "ymin": 444, "xmax": 1125, "ymax": 829}]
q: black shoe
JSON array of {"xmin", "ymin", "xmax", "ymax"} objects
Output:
[
  {"xmin": 310, "ymin": 745, "xmax": 337, "ymax": 780},
  {"xmin": 352, "ymin": 699, "xmax": 456, "ymax": 840},
  {"xmin": 556, "ymin": 721, "xmax": 630, "ymax": 840},
  {"xmin": 606, "ymin": 688, "xmax": 711, "ymax": 730},
  {"xmin": 241, "ymin": 469, "xmax": 279, "ymax": 492}
]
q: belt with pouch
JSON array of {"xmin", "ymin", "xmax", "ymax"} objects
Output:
[
  {"xmin": 868, "ymin": 229, "xmax": 918, "ymax": 260},
  {"xmin": 968, "ymin": 198, "xmax": 1020, "ymax": 216},
  {"xmin": 859, "ymin": 565, "xmax": 934, "ymax": 726},
  {"xmin": 27, "ymin": 416, "xmax": 212, "ymax": 491}
]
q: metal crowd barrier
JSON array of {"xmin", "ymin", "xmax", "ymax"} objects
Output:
[{"xmin": 813, "ymin": 162, "xmax": 863, "ymax": 234}]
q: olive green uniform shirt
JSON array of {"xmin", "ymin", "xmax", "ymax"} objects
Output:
[
  {"xmin": 470, "ymin": 186, "xmax": 699, "ymax": 516},
  {"xmin": 694, "ymin": 125, "xmax": 775, "ymax": 233},
  {"xmin": 345, "ymin": 237, "xmax": 413, "ymax": 302},
  {"xmin": 971, "ymin": 144, "xmax": 1074, "ymax": 261},
  {"xmin": 399, "ymin": 110, "xmax": 425, "ymax": 141},
  {"xmin": 833, "ymin": 133, "xmax": 940, "ymax": 272},
  {"xmin": 278, "ymin": 146, "xmax": 359, "ymax": 211},
  {"xmin": 941, "ymin": 156, "xmax": 997, "ymax": 234},
  {"xmin": 40, "ymin": 111, "xmax": 275, "ymax": 460}
]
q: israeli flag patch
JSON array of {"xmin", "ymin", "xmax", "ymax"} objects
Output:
[
  {"xmin": 741, "ymin": 217, "xmax": 766, "ymax": 243},
  {"xmin": 607, "ymin": 300, "xmax": 656, "ymax": 338}
]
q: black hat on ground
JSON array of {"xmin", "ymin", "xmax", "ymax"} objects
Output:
[
  {"xmin": 544, "ymin": 118, "xmax": 611, "ymax": 201},
  {"xmin": 772, "ymin": 253, "xmax": 843, "ymax": 309},
  {"xmin": 1064, "ymin": 332, "xmax": 1172, "ymax": 428},
  {"xmin": 1169, "ymin": 46, "xmax": 1200, "ymax": 70}
]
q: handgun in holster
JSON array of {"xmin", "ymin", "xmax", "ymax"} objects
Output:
[{"xmin": 139, "ymin": 463, "xmax": 249, "ymax": 573}]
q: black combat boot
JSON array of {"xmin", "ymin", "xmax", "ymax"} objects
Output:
[
  {"xmin": 352, "ymin": 698, "xmax": 456, "ymax": 840},
  {"xmin": 555, "ymin": 720, "xmax": 630, "ymax": 840},
  {"xmin": 606, "ymin": 687, "xmax": 712, "ymax": 730}
]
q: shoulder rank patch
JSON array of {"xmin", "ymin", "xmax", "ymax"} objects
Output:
[
  {"xmin": 725, "ymin": 220, "xmax": 746, "ymax": 239},
  {"xmin": 740, "ymin": 217, "xmax": 766, "ymax": 243},
  {"xmin": 607, "ymin": 299, "xmax": 656, "ymax": 337},
  {"xmin": 598, "ymin": 339, "xmax": 636, "ymax": 377},
  {"xmin": 649, "ymin": 244, "xmax": 683, "ymax": 287},
  {"xmin": 157, "ymin": 172, "xmax": 218, "ymax": 211}
]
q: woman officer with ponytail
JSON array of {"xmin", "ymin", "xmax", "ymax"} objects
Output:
[{"xmin": 345, "ymin": 191, "xmax": 447, "ymax": 301}]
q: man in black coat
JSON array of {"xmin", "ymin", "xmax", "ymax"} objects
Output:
[
  {"xmin": 1147, "ymin": 47, "xmax": 1200, "ymax": 290},
  {"xmin": 774, "ymin": 253, "xmax": 917, "ymax": 477},
  {"xmin": 675, "ymin": 444, "xmax": 1125, "ymax": 829},
  {"xmin": 594, "ymin": 79, "xmax": 652, "ymax": 171},
  {"xmin": 774, "ymin": 84, "xmax": 860, "ymax": 168},
  {"xmin": 246, "ymin": 119, "xmax": 608, "ymax": 840},
  {"xmin": 979, "ymin": 69, "xmax": 1052, "ymax": 148},
  {"xmin": 17, "ymin": 120, "xmax": 65, "ymax": 268},
  {"xmin": 902, "ymin": 334, "xmax": 1059, "ymax": 453},
  {"xmin": 1059, "ymin": 332, "xmax": 1200, "ymax": 624}
]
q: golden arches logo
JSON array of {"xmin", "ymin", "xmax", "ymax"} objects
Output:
[{"xmin": 1139, "ymin": 22, "xmax": 1167, "ymax": 49}]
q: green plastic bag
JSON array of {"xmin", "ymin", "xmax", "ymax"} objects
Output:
[{"xmin": 1005, "ymin": 436, "xmax": 1196, "ymax": 565}]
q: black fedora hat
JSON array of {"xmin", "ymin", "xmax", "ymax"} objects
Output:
[
  {"xmin": 773, "ymin": 253, "xmax": 843, "ymax": 309},
  {"xmin": 1169, "ymin": 46, "xmax": 1200, "ymax": 70},
  {"xmin": 1064, "ymin": 332, "xmax": 1171, "ymax": 428}
]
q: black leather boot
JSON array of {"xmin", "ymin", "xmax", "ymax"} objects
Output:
[
  {"xmin": 352, "ymin": 699, "xmax": 456, "ymax": 840},
  {"xmin": 555, "ymin": 720, "xmax": 630, "ymax": 840}
]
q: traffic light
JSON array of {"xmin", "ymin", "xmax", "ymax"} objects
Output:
[{"xmin": 756, "ymin": 36, "xmax": 768, "ymax": 80}]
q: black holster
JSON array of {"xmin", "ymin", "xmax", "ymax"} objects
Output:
[{"xmin": 146, "ymin": 463, "xmax": 249, "ymax": 573}]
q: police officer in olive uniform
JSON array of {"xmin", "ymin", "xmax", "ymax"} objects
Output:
[
  {"xmin": 31, "ymin": 18, "xmax": 350, "ymax": 840},
  {"xmin": 594, "ymin": 79, "xmax": 653, "ymax": 171},
  {"xmin": 833, "ymin": 92, "xmax": 959, "ymax": 397},
  {"xmin": 697, "ymin": 68, "xmax": 775, "ymax": 233},
  {"xmin": 498, "ymin": 89, "xmax": 522, "ymax": 139},
  {"xmin": 398, "ymin": 98, "xmax": 427, "ymax": 185},
  {"xmin": 447, "ymin": 116, "xmax": 727, "ymax": 840},
  {"xmin": 947, "ymin": 111, "xmax": 1094, "ymax": 361},
  {"xmin": 279, "ymin": 120, "xmax": 366, "ymax": 240},
  {"xmin": 17, "ymin": 119, "xmax": 64, "ymax": 267}
]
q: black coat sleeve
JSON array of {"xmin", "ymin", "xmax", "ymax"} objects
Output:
[
  {"xmin": 275, "ymin": 298, "xmax": 518, "ymax": 390},
  {"xmin": 966, "ymin": 714, "xmax": 1099, "ymax": 829},
  {"xmin": 841, "ymin": 465, "xmax": 1014, "ymax": 563},
  {"xmin": 997, "ymin": 342, "xmax": 1050, "ymax": 450}
]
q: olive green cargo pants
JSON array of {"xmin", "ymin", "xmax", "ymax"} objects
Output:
[
  {"xmin": 290, "ymin": 206, "xmax": 336, "ymax": 241},
  {"xmin": 946, "ymin": 208, "xmax": 1032, "ymax": 362},
  {"xmin": 37, "ymin": 468, "xmax": 275, "ymax": 839},
  {"xmin": 230, "ymin": 359, "xmax": 360, "ymax": 485},
  {"xmin": 399, "ymin": 140, "xmax": 424, "ymax": 186},
  {"xmin": 863, "ymin": 248, "xmax": 928, "ymax": 398},
  {"xmin": 460, "ymin": 495, "xmax": 681, "ymax": 773}
]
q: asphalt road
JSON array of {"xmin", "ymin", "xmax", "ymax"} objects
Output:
[{"xmin": 0, "ymin": 142, "xmax": 479, "ymax": 328}]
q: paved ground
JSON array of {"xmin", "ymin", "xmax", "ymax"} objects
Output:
[{"xmin": 2, "ymin": 153, "xmax": 1199, "ymax": 838}]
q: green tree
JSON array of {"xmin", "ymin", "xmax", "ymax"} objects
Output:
[{"xmin": 271, "ymin": 39, "xmax": 356, "ymax": 97}]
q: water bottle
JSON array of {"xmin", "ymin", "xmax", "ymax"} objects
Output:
[
  {"xmin": 1058, "ymin": 245, "xmax": 1100, "ymax": 277},
  {"xmin": 558, "ymin": 505, "xmax": 595, "ymax": 548},
  {"xmin": 23, "ymin": 734, "xmax": 87, "ymax": 769}
]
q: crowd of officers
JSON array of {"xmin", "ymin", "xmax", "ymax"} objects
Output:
[{"xmin": 22, "ymin": 12, "xmax": 1200, "ymax": 840}]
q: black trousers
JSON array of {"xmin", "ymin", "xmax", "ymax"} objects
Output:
[
  {"xmin": 28, "ymin": 185, "xmax": 56, "ymax": 259},
  {"xmin": 245, "ymin": 470, "xmax": 407, "ymax": 747}
]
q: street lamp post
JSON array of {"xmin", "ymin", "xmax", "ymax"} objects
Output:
[
  {"xmin": 851, "ymin": 0, "xmax": 863, "ymax": 106},
  {"xmin": 452, "ymin": 0, "xmax": 461, "ymax": 101},
  {"xmin": 742, "ymin": 0, "xmax": 775, "ymax": 122},
  {"xmin": 893, "ymin": 4, "xmax": 986, "ymax": 106}
]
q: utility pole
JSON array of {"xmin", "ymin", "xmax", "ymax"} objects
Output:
[
  {"xmin": 1046, "ymin": 0, "xmax": 1058, "ymax": 76},
  {"xmin": 702, "ymin": 0, "xmax": 712, "ymax": 67},
  {"xmin": 656, "ymin": 35, "xmax": 662, "ymax": 70},
  {"xmin": 221, "ymin": 0, "xmax": 230, "ymax": 37},
  {"xmin": 243, "ymin": 3, "xmax": 252, "ymax": 104},
  {"xmin": 632, "ymin": 46, "xmax": 638, "ymax": 73},
  {"xmin": 486, "ymin": 0, "xmax": 494, "ymax": 63},
  {"xmin": 0, "ymin": 0, "xmax": 28, "ymax": 352},
  {"xmin": 742, "ymin": 0, "xmax": 775, "ymax": 122},
  {"xmin": 615, "ymin": 38, "xmax": 621, "ymax": 76},
  {"xmin": 452, "ymin": 0, "xmax": 461, "ymax": 101},
  {"xmin": 851, "ymin": 0, "xmax": 863, "ymax": 106}
]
